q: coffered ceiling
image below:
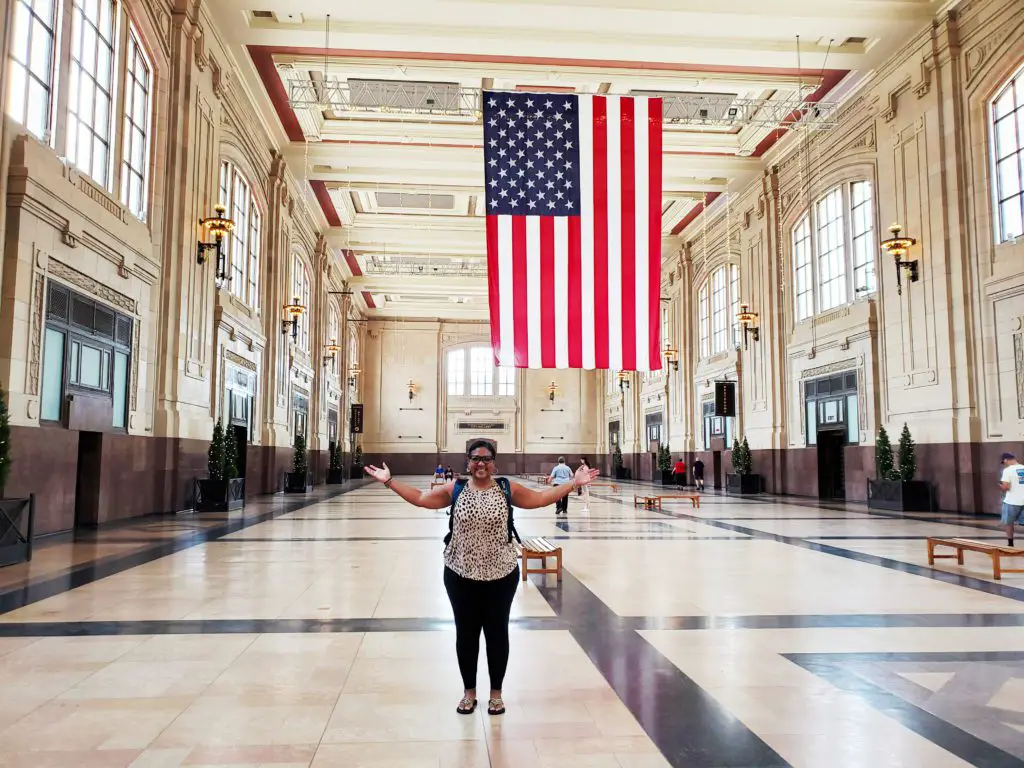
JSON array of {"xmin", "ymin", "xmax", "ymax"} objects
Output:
[{"xmin": 208, "ymin": 0, "xmax": 942, "ymax": 320}]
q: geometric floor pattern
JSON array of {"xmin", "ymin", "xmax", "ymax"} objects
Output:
[{"xmin": 1, "ymin": 477, "xmax": 1024, "ymax": 766}]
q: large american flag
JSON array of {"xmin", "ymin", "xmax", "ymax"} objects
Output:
[{"xmin": 483, "ymin": 91, "xmax": 663, "ymax": 371}]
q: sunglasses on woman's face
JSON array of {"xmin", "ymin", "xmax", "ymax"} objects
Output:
[{"xmin": 468, "ymin": 455, "xmax": 494, "ymax": 464}]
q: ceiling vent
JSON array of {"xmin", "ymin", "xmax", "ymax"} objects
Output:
[
  {"xmin": 376, "ymin": 192, "xmax": 455, "ymax": 210},
  {"xmin": 251, "ymin": 10, "xmax": 273, "ymax": 19},
  {"xmin": 347, "ymin": 79, "xmax": 461, "ymax": 111}
]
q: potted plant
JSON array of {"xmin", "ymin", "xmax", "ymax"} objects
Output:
[
  {"xmin": 350, "ymin": 442, "xmax": 364, "ymax": 479},
  {"xmin": 327, "ymin": 443, "xmax": 345, "ymax": 484},
  {"xmin": 726, "ymin": 436, "xmax": 760, "ymax": 494},
  {"xmin": 286, "ymin": 432, "xmax": 312, "ymax": 492},
  {"xmin": 195, "ymin": 419, "xmax": 245, "ymax": 512},
  {"xmin": 0, "ymin": 386, "xmax": 34, "ymax": 567},
  {"xmin": 867, "ymin": 423, "xmax": 932, "ymax": 512},
  {"xmin": 612, "ymin": 443, "xmax": 630, "ymax": 480},
  {"xmin": 657, "ymin": 443, "xmax": 674, "ymax": 485}
]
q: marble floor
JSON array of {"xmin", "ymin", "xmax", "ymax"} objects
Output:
[{"xmin": 1, "ymin": 480, "xmax": 1024, "ymax": 767}]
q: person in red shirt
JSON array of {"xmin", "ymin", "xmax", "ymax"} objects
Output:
[{"xmin": 672, "ymin": 458, "xmax": 687, "ymax": 487}]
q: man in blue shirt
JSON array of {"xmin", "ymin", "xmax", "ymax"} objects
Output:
[{"xmin": 550, "ymin": 457, "xmax": 575, "ymax": 515}]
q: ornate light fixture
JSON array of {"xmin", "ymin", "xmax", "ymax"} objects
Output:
[
  {"xmin": 663, "ymin": 344, "xmax": 679, "ymax": 372},
  {"xmin": 880, "ymin": 224, "xmax": 919, "ymax": 296},
  {"xmin": 617, "ymin": 371, "xmax": 631, "ymax": 392},
  {"xmin": 281, "ymin": 298, "xmax": 306, "ymax": 341},
  {"xmin": 348, "ymin": 366, "xmax": 361, "ymax": 388},
  {"xmin": 736, "ymin": 303, "xmax": 760, "ymax": 349},
  {"xmin": 546, "ymin": 381, "xmax": 560, "ymax": 403},
  {"xmin": 322, "ymin": 338, "xmax": 341, "ymax": 368},
  {"xmin": 407, "ymin": 379, "xmax": 417, "ymax": 402},
  {"xmin": 197, "ymin": 204, "xmax": 234, "ymax": 288}
]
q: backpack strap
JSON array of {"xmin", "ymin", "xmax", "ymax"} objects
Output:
[
  {"xmin": 444, "ymin": 479, "xmax": 467, "ymax": 546},
  {"xmin": 496, "ymin": 477, "xmax": 521, "ymax": 544}
]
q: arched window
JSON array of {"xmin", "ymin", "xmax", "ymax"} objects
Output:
[
  {"xmin": 697, "ymin": 264, "xmax": 740, "ymax": 360},
  {"xmin": 219, "ymin": 162, "xmax": 261, "ymax": 309},
  {"xmin": 792, "ymin": 180, "xmax": 876, "ymax": 321},
  {"xmin": 291, "ymin": 255, "xmax": 311, "ymax": 351},
  {"xmin": 7, "ymin": 1, "xmax": 155, "ymax": 220},
  {"xmin": 993, "ymin": 68, "xmax": 1024, "ymax": 242},
  {"xmin": 446, "ymin": 345, "xmax": 515, "ymax": 397}
]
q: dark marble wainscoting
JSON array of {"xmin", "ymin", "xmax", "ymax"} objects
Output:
[
  {"xmin": 361, "ymin": 452, "xmax": 622, "ymax": 478},
  {"xmin": 6, "ymin": 425, "xmax": 79, "ymax": 535},
  {"xmin": 843, "ymin": 444, "xmax": 874, "ymax": 502}
]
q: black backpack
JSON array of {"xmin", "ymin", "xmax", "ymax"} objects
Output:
[{"xmin": 444, "ymin": 477, "xmax": 521, "ymax": 546}]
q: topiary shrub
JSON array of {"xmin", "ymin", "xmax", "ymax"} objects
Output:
[
  {"xmin": 897, "ymin": 423, "xmax": 916, "ymax": 482},
  {"xmin": 223, "ymin": 425, "xmax": 239, "ymax": 480},
  {"xmin": 875, "ymin": 426, "xmax": 897, "ymax": 481},
  {"xmin": 208, "ymin": 420, "xmax": 226, "ymax": 481},
  {"xmin": 0, "ymin": 386, "xmax": 11, "ymax": 497},
  {"xmin": 292, "ymin": 432, "xmax": 308, "ymax": 477}
]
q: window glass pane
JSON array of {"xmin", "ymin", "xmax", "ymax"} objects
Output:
[
  {"xmin": 793, "ymin": 213, "xmax": 813, "ymax": 320},
  {"xmin": 816, "ymin": 188, "xmax": 847, "ymax": 311},
  {"xmin": 41, "ymin": 327, "xmax": 65, "ymax": 421},
  {"xmin": 850, "ymin": 181, "xmax": 876, "ymax": 296},
  {"xmin": 70, "ymin": 341, "xmax": 80, "ymax": 383},
  {"xmin": 7, "ymin": 0, "xmax": 57, "ymax": 141},
  {"xmin": 846, "ymin": 394, "xmax": 859, "ymax": 444},
  {"xmin": 447, "ymin": 349, "xmax": 465, "ymax": 396},
  {"xmin": 469, "ymin": 347, "xmax": 493, "ymax": 395},
  {"xmin": 1001, "ymin": 198, "xmax": 1024, "ymax": 241},
  {"xmin": 711, "ymin": 268, "xmax": 727, "ymax": 352},
  {"xmin": 992, "ymin": 71, "xmax": 1024, "ymax": 244},
  {"xmin": 66, "ymin": 0, "xmax": 116, "ymax": 187},
  {"xmin": 120, "ymin": 27, "xmax": 152, "ymax": 221},
  {"xmin": 112, "ymin": 350, "xmax": 128, "ymax": 429},
  {"xmin": 698, "ymin": 283, "xmax": 709, "ymax": 358},
  {"xmin": 729, "ymin": 264, "xmax": 740, "ymax": 348},
  {"xmin": 497, "ymin": 366, "xmax": 515, "ymax": 396},
  {"xmin": 806, "ymin": 400, "xmax": 817, "ymax": 446},
  {"xmin": 79, "ymin": 344, "xmax": 102, "ymax": 387}
]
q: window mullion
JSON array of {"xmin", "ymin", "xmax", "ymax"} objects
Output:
[
  {"xmin": 810, "ymin": 207, "xmax": 819, "ymax": 316},
  {"xmin": 844, "ymin": 184, "xmax": 853, "ymax": 302},
  {"xmin": 110, "ymin": 9, "xmax": 129, "ymax": 200},
  {"xmin": 52, "ymin": 0, "xmax": 74, "ymax": 154}
]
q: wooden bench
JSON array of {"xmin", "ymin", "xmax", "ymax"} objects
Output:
[
  {"xmin": 632, "ymin": 494, "xmax": 701, "ymax": 510},
  {"xmin": 927, "ymin": 537, "xmax": 1024, "ymax": 580},
  {"xmin": 517, "ymin": 537, "xmax": 562, "ymax": 582},
  {"xmin": 430, "ymin": 480, "xmax": 447, "ymax": 490},
  {"xmin": 589, "ymin": 482, "xmax": 620, "ymax": 493}
]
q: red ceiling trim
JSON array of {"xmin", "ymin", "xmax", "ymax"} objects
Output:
[
  {"xmin": 344, "ymin": 250, "xmax": 363, "ymax": 277},
  {"xmin": 672, "ymin": 192, "xmax": 721, "ymax": 236},
  {"xmin": 310, "ymin": 180, "xmax": 341, "ymax": 227},
  {"xmin": 361, "ymin": 290, "xmax": 377, "ymax": 309},
  {"xmin": 250, "ymin": 46, "xmax": 304, "ymax": 142}
]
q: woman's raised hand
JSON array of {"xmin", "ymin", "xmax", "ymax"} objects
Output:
[
  {"xmin": 574, "ymin": 466, "xmax": 601, "ymax": 487},
  {"xmin": 364, "ymin": 463, "xmax": 392, "ymax": 483}
]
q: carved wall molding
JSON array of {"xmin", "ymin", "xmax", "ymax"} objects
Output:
[
  {"xmin": 48, "ymin": 257, "xmax": 137, "ymax": 314},
  {"xmin": 965, "ymin": 21, "xmax": 1021, "ymax": 85},
  {"xmin": 225, "ymin": 349, "xmax": 258, "ymax": 372},
  {"xmin": 26, "ymin": 274, "xmax": 45, "ymax": 396},
  {"xmin": 130, "ymin": 323, "xmax": 140, "ymax": 411},
  {"xmin": 880, "ymin": 76, "xmax": 913, "ymax": 123},
  {"xmin": 799, "ymin": 358, "xmax": 858, "ymax": 379}
]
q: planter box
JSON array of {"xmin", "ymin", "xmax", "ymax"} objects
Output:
[
  {"xmin": 0, "ymin": 496, "xmax": 34, "ymax": 567},
  {"xmin": 326, "ymin": 469, "xmax": 346, "ymax": 485},
  {"xmin": 613, "ymin": 467, "xmax": 631, "ymax": 481},
  {"xmin": 867, "ymin": 479, "xmax": 932, "ymax": 512},
  {"xmin": 194, "ymin": 478, "xmax": 245, "ymax": 512},
  {"xmin": 285, "ymin": 472, "xmax": 313, "ymax": 493},
  {"xmin": 726, "ymin": 473, "xmax": 761, "ymax": 494},
  {"xmin": 657, "ymin": 470, "xmax": 675, "ymax": 485},
  {"xmin": 350, "ymin": 465, "xmax": 365, "ymax": 480}
]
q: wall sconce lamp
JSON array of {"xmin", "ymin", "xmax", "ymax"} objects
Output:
[
  {"xmin": 546, "ymin": 381, "xmax": 560, "ymax": 403},
  {"xmin": 197, "ymin": 204, "xmax": 234, "ymax": 288},
  {"xmin": 880, "ymin": 224, "xmax": 919, "ymax": 296},
  {"xmin": 348, "ymin": 367, "xmax": 361, "ymax": 388},
  {"xmin": 617, "ymin": 370, "xmax": 631, "ymax": 392},
  {"xmin": 736, "ymin": 303, "xmax": 760, "ymax": 349},
  {"xmin": 407, "ymin": 379, "xmax": 417, "ymax": 402},
  {"xmin": 663, "ymin": 344, "xmax": 679, "ymax": 372},
  {"xmin": 322, "ymin": 338, "xmax": 341, "ymax": 368},
  {"xmin": 281, "ymin": 297, "xmax": 306, "ymax": 341}
]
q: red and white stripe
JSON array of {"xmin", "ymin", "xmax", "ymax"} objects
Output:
[{"xmin": 486, "ymin": 95, "xmax": 663, "ymax": 370}]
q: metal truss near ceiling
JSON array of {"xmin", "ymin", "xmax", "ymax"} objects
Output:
[
  {"xmin": 363, "ymin": 257, "xmax": 489, "ymax": 277},
  {"xmin": 288, "ymin": 80, "xmax": 841, "ymax": 130}
]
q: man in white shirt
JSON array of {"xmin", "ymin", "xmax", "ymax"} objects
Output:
[
  {"xmin": 550, "ymin": 457, "xmax": 575, "ymax": 515},
  {"xmin": 999, "ymin": 452, "xmax": 1024, "ymax": 547}
]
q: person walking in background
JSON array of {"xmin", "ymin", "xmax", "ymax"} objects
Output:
[
  {"xmin": 363, "ymin": 440, "xmax": 598, "ymax": 716},
  {"xmin": 999, "ymin": 452, "xmax": 1024, "ymax": 547},
  {"xmin": 692, "ymin": 457, "xmax": 705, "ymax": 492},
  {"xmin": 444, "ymin": 465, "xmax": 454, "ymax": 481},
  {"xmin": 578, "ymin": 457, "xmax": 592, "ymax": 512},
  {"xmin": 435, "ymin": 463, "xmax": 445, "ymax": 480},
  {"xmin": 551, "ymin": 457, "xmax": 574, "ymax": 515},
  {"xmin": 672, "ymin": 457, "xmax": 687, "ymax": 487}
]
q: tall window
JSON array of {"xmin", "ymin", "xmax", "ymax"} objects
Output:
[
  {"xmin": 993, "ymin": 68, "xmax": 1024, "ymax": 242},
  {"xmin": 327, "ymin": 306, "xmax": 340, "ymax": 375},
  {"xmin": 711, "ymin": 267, "xmax": 728, "ymax": 353},
  {"xmin": 729, "ymin": 264, "xmax": 740, "ymax": 348},
  {"xmin": 792, "ymin": 181, "xmax": 876, "ymax": 320},
  {"xmin": 8, "ymin": 0, "xmax": 58, "ymax": 141},
  {"xmin": 219, "ymin": 162, "xmax": 262, "ymax": 309},
  {"xmin": 447, "ymin": 346, "xmax": 515, "ymax": 397},
  {"xmin": 5, "ymin": 2, "xmax": 155, "ymax": 221},
  {"xmin": 697, "ymin": 264, "xmax": 741, "ymax": 360},
  {"xmin": 67, "ymin": 0, "xmax": 117, "ymax": 186},
  {"xmin": 291, "ymin": 256, "xmax": 311, "ymax": 351},
  {"xmin": 698, "ymin": 283, "xmax": 709, "ymax": 359}
]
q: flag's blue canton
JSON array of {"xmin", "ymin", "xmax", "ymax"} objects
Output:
[{"xmin": 483, "ymin": 91, "xmax": 581, "ymax": 216}]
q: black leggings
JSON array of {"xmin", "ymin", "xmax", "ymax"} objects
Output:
[{"xmin": 443, "ymin": 566, "xmax": 519, "ymax": 691}]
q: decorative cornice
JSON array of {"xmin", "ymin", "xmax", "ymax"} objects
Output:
[
  {"xmin": 225, "ymin": 349, "xmax": 257, "ymax": 372},
  {"xmin": 799, "ymin": 358, "xmax": 858, "ymax": 379},
  {"xmin": 48, "ymin": 257, "xmax": 137, "ymax": 314}
]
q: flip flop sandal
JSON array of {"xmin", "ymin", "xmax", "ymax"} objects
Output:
[
  {"xmin": 456, "ymin": 696, "xmax": 477, "ymax": 715},
  {"xmin": 487, "ymin": 698, "xmax": 505, "ymax": 715}
]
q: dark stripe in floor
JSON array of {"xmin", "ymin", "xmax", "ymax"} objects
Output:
[{"xmin": 532, "ymin": 570, "xmax": 788, "ymax": 768}]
